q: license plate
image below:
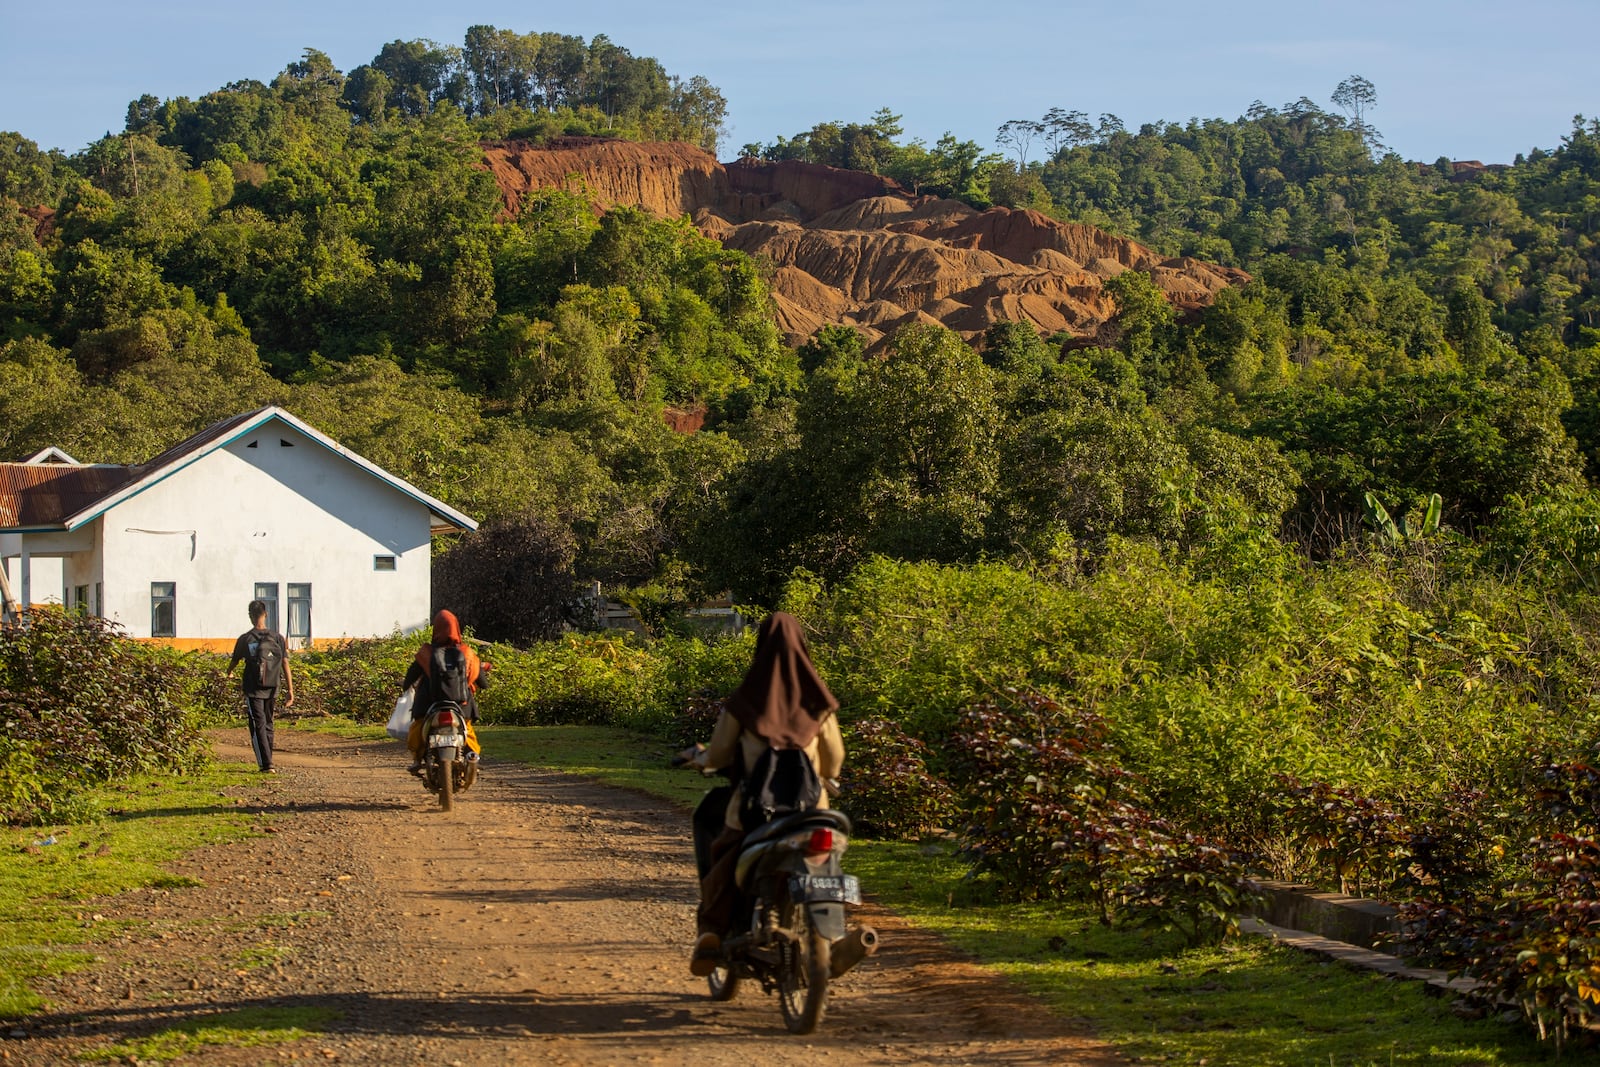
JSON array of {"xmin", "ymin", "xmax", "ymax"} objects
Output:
[
  {"xmin": 789, "ymin": 874, "xmax": 861, "ymax": 904},
  {"xmin": 428, "ymin": 733, "xmax": 457, "ymax": 748}
]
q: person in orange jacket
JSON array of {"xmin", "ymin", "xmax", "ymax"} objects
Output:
[{"xmin": 401, "ymin": 609, "xmax": 487, "ymax": 772}]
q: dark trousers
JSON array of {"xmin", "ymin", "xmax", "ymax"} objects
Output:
[
  {"xmin": 245, "ymin": 694, "xmax": 276, "ymax": 770},
  {"xmin": 697, "ymin": 825, "xmax": 747, "ymax": 936}
]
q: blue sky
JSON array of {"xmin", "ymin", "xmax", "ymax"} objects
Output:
[{"xmin": 0, "ymin": 0, "xmax": 1592, "ymax": 165}]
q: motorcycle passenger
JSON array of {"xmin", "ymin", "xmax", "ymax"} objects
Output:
[
  {"xmin": 683, "ymin": 611, "xmax": 844, "ymax": 976},
  {"xmin": 401, "ymin": 609, "xmax": 487, "ymax": 773}
]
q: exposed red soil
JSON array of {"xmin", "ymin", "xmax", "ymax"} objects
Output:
[{"xmin": 482, "ymin": 138, "xmax": 1248, "ymax": 347}]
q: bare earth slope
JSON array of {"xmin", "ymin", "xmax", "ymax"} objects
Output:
[
  {"xmin": 484, "ymin": 138, "xmax": 1248, "ymax": 347},
  {"xmin": 16, "ymin": 730, "xmax": 1116, "ymax": 1065}
]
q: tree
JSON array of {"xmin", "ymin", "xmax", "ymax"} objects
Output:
[
  {"xmin": 996, "ymin": 119, "xmax": 1043, "ymax": 168},
  {"xmin": 368, "ymin": 39, "xmax": 462, "ymax": 117},
  {"xmin": 663, "ymin": 74, "xmax": 727, "ymax": 154},
  {"xmin": 0, "ymin": 133, "xmax": 64, "ymax": 207},
  {"xmin": 1042, "ymin": 108, "xmax": 1093, "ymax": 157},
  {"xmin": 462, "ymin": 25, "xmax": 538, "ymax": 113},
  {"xmin": 1101, "ymin": 270, "xmax": 1178, "ymax": 385},
  {"xmin": 1330, "ymin": 75, "xmax": 1379, "ymax": 150},
  {"xmin": 432, "ymin": 508, "xmax": 579, "ymax": 644},
  {"xmin": 342, "ymin": 66, "xmax": 393, "ymax": 125}
]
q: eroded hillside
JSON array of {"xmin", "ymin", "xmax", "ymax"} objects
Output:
[{"xmin": 483, "ymin": 137, "xmax": 1248, "ymax": 347}]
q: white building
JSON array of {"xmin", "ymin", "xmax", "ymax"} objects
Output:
[{"xmin": 0, "ymin": 407, "xmax": 477, "ymax": 649}]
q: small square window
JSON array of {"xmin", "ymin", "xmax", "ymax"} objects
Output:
[{"xmin": 374, "ymin": 555, "xmax": 397, "ymax": 571}]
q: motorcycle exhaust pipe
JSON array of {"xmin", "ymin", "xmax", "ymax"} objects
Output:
[{"xmin": 829, "ymin": 925, "xmax": 879, "ymax": 978}]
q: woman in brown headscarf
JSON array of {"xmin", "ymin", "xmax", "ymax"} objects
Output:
[{"xmin": 685, "ymin": 611, "xmax": 845, "ymax": 974}]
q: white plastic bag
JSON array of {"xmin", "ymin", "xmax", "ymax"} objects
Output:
[{"xmin": 386, "ymin": 689, "xmax": 415, "ymax": 740}]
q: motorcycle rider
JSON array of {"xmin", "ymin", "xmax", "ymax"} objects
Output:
[
  {"xmin": 682, "ymin": 611, "xmax": 844, "ymax": 976},
  {"xmin": 401, "ymin": 609, "xmax": 488, "ymax": 773}
]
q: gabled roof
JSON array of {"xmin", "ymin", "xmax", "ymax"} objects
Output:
[
  {"xmin": 1, "ymin": 407, "xmax": 477, "ymax": 536},
  {"xmin": 23, "ymin": 446, "xmax": 80, "ymax": 464}
]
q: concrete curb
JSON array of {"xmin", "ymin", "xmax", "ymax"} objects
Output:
[{"xmin": 1239, "ymin": 916, "xmax": 1479, "ymax": 995}]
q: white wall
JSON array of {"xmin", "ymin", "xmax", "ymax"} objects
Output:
[
  {"xmin": 0, "ymin": 551, "xmax": 65, "ymax": 606},
  {"xmin": 98, "ymin": 423, "xmax": 435, "ymax": 642}
]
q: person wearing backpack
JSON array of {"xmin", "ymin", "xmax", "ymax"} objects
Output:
[
  {"xmin": 400, "ymin": 609, "xmax": 487, "ymax": 773},
  {"xmin": 680, "ymin": 611, "xmax": 844, "ymax": 975},
  {"xmin": 227, "ymin": 599, "xmax": 295, "ymax": 774}
]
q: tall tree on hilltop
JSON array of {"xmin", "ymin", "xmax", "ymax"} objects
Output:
[{"xmin": 1331, "ymin": 75, "xmax": 1380, "ymax": 151}]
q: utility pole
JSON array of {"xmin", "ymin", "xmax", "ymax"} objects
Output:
[{"xmin": 0, "ymin": 557, "xmax": 18, "ymax": 626}]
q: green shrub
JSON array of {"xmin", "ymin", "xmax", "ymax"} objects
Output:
[
  {"xmin": 143, "ymin": 645, "xmax": 237, "ymax": 726},
  {"xmin": 950, "ymin": 690, "xmax": 1259, "ymax": 943},
  {"xmin": 290, "ymin": 633, "xmax": 416, "ymax": 722},
  {"xmin": 284, "ymin": 627, "xmax": 753, "ymax": 737},
  {"xmin": 1400, "ymin": 833, "xmax": 1600, "ymax": 1053},
  {"xmin": 789, "ymin": 557, "xmax": 1080, "ymax": 740},
  {"xmin": 836, "ymin": 717, "xmax": 956, "ymax": 838},
  {"xmin": 0, "ymin": 609, "xmax": 205, "ymax": 824}
]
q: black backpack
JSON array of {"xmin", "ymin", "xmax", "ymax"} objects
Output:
[
  {"xmin": 738, "ymin": 746, "xmax": 822, "ymax": 831},
  {"xmin": 429, "ymin": 645, "xmax": 471, "ymax": 704},
  {"xmin": 247, "ymin": 632, "xmax": 283, "ymax": 690}
]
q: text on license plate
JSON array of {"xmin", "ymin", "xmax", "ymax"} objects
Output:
[
  {"xmin": 428, "ymin": 733, "xmax": 457, "ymax": 747},
  {"xmin": 790, "ymin": 874, "xmax": 861, "ymax": 904}
]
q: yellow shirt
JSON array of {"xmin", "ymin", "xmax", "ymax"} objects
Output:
[{"xmin": 700, "ymin": 709, "xmax": 845, "ymax": 829}]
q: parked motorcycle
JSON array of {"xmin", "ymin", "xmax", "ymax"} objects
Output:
[
  {"xmin": 688, "ymin": 782, "xmax": 879, "ymax": 1034},
  {"xmin": 418, "ymin": 700, "xmax": 477, "ymax": 811}
]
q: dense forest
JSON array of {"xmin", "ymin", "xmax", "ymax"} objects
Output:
[
  {"xmin": 8, "ymin": 28, "xmax": 1600, "ymax": 1042},
  {"xmin": 6, "ymin": 35, "xmax": 1598, "ymax": 618}
]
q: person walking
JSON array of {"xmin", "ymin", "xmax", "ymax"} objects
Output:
[{"xmin": 227, "ymin": 599, "xmax": 294, "ymax": 773}]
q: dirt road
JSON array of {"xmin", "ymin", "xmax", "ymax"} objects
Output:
[{"xmin": 16, "ymin": 730, "xmax": 1116, "ymax": 1065}]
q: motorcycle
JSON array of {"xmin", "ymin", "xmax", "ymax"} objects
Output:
[
  {"xmin": 687, "ymin": 781, "xmax": 879, "ymax": 1034},
  {"xmin": 418, "ymin": 700, "xmax": 477, "ymax": 811}
]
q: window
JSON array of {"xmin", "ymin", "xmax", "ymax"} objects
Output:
[
  {"xmin": 254, "ymin": 582, "xmax": 279, "ymax": 632},
  {"xmin": 151, "ymin": 582, "xmax": 176, "ymax": 637},
  {"xmin": 95, "ymin": 582, "xmax": 102, "ymax": 618},
  {"xmin": 373, "ymin": 555, "xmax": 397, "ymax": 571},
  {"xmin": 287, "ymin": 583, "xmax": 311, "ymax": 647},
  {"xmin": 74, "ymin": 585, "xmax": 89, "ymax": 614}
]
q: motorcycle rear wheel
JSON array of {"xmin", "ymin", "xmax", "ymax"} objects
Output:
[
  {"xmin": 777, "ymin": 905, "xmax": 830, "ymax": 1034},
  {"xmin": 436, "ymin": 755, "xmax": 454, "ymax": 812}
]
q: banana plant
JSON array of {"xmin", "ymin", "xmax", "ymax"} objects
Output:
[{"xmin": 1363, "ymin": 491, "xmax": 1442, "ymax": 544}]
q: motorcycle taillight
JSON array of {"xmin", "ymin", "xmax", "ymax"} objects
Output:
[
  {"xmin": 436, "ymin": 709, "xmax": 455, "ymax": 725},
  {"xmin": 806, "ymin": 828, "xmax": 834, "ymax": 855}
]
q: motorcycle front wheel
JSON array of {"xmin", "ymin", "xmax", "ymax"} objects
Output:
[
  {"xmin": 707, "ymin": 962, "xmax": 740, "ymax": 1001},
  {"xmin": 777, "ymin": 903, "xmax": 830, "ymax": 1034}
]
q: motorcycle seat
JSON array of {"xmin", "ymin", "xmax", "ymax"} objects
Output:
[{"xmin": 742, "ymin": 807, "xmax": 852, "ymax": 849}]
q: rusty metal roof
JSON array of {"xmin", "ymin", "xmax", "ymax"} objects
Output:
[
  {"xmin": 3, "ymin": 406, "xmax": 476, "ymax": 535},
  {"xmin": 0, "ymin": 462, "xmax": 136, "ymax": 528},
  {"xmin": 127, "ymin": 408, "xmax": 265, "ymax": 483},
  {"xmin": 0, "ymin": 410, "xmax": 263, "ymax": 531}
]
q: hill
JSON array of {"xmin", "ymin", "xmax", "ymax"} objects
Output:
[{"xmin": 483, "ymin": 138, "xmax": 1248, "ymax": 346}]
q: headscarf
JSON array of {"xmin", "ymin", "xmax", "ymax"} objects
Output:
[
  {"xmin": 724, "ymin": 612, "xmax": 838, "ymax": 748},
  {"xmin": 416, "ymin": 610, "xmax": 479, "ymax": 687},
  {"xmin": 430, "ymin": 610, "xmax": 463, "ymax": 647}
]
